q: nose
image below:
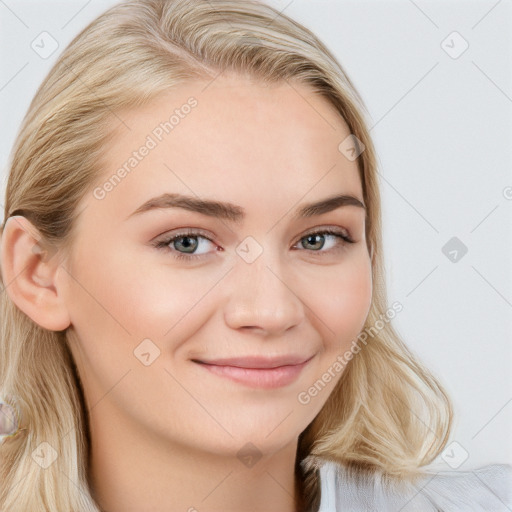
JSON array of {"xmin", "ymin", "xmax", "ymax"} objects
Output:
[{"xmin": 223, "ymin": 252, "xmax": 304, "ymax": 336}]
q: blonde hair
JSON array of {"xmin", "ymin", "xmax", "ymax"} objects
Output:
[{"xmin": 0, "ymin": 1, "xmax": 452, "ymax": 510}]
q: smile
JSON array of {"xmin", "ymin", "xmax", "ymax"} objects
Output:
[{"xmin": 192, "ymin": 355, "xmax": 314, "ymax": 389}]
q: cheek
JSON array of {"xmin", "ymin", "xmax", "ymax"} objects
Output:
[
  {"xmin": 62, "ymin": 242, "xmax": 213, "ymax": 411},
  {"xmin": 306, "ymin": 252, "xmax": 373, "ymax": 349},
  {"xmin": 67, "ymin": 238, "xmax": 197, "ymax": 329}
]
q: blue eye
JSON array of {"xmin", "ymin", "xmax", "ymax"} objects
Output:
[
  {"xmin": 153, "ymin": 229, "xmax": 216, "ymax": 261},
  {"xmin": 153, "ymin": 227, "xmax": 355, "ymax": 262}
]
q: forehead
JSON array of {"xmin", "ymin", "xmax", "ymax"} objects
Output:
[{"xmin": 87, "ymin": 75, "xmax": 363, "ymax": 224}]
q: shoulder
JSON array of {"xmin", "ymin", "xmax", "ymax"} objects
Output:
[{"xmin": 315, "ymin": 458, "xmax": 512, "ymax": 511}]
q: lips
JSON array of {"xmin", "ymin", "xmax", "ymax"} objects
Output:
[
  {"xmin": 192, "ymin": 354, "xmax": 313, "ymax": 369},
  {"xmin": 192, "ymin": 354, "xmax": 315, "ymax": 389}
]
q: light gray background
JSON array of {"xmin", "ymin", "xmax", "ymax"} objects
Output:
[{"xmin": 0, "ymin": 0, "xmax": 510, "ymax": 469}]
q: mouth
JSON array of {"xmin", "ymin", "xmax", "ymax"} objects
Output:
[{"xmin": 191, "ymin": 354, "xmax": 315, "ymax": 389}]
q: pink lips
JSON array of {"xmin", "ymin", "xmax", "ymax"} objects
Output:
[{"xmin": 193, "ymin": 354, "xmax": 314, "ymax": 389}]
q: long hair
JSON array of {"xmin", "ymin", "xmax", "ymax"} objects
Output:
[{"xmin": 0, "ymin": 1, "xmax": 452, "ymax": 510}]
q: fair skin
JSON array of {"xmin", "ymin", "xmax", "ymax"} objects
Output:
[{"xmin": 0, "ymin": 75, "xmax": 372, "ymax": 512}]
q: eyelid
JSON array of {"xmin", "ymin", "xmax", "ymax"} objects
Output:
[
  {"xmin": 153, "ymin": 225, "xmax": 353, "ymax": 247},
  {"xmin": 152, "ymin": 227, "xmax": 215, "ymax": 245},
  {"xmin": 294, "ymin": 225, "xmax": 353, "ymax": 244}
]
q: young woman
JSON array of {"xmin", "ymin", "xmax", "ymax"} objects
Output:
[{"xmin": 0, "ymin": 1, "xmax": 510, "ymax": 510}]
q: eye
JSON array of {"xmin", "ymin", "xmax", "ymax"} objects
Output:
[
  {"xmin": 152, "ymin": 226, "xmax": 355, "ymax": 261},
  {"xmin": 293, "ymin": 228, "xmax": 355, "ymax": 254},
  {"xmin": 152, "ymin": 229, "xmax": 217, "ymax": 261}
]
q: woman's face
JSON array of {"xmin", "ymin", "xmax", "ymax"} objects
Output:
[{"xmin": 60, "ymin": 74, "xmax": 372, "ymax": 459}]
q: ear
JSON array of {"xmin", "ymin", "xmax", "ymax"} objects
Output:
[{"xmin": 0, "ymin": 215, "xmax": 71, "ymax": 331}]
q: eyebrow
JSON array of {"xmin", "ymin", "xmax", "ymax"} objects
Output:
[{"xmin": 126, "ymin": 192, "xmax": 366, "ymax": 223}]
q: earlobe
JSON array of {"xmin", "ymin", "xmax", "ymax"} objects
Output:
[{"xmin": 0, "ymin": 216, "xmax": 71, "ymax": 331}]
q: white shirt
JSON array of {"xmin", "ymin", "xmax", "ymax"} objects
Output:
[{"xmin": 317, "ymin": 459, "xmax": 512, "ymax": 511}]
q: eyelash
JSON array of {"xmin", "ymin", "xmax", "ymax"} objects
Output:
[{"xmin": 152, "ymin": 227, "xmax": 355, "ymax": 262}]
